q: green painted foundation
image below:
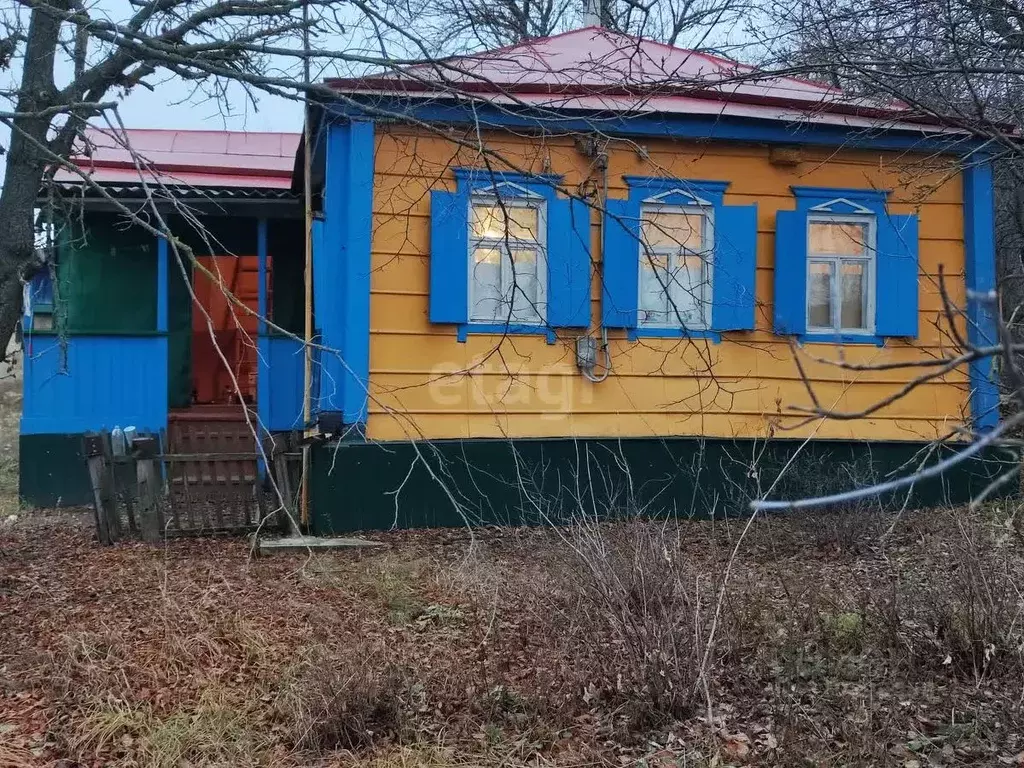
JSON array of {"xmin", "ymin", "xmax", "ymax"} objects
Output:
[
  {"xmin": 19, "ymin": 433, "xmax": 93, "ymax": 507},
  {"xmin": 20, "ymin": 433, "xmax": 1017, "ymax": 529},
  {"xmin": 20, "ymin": 433, "xmax": 148, "ymax": 508},
  {"xmin": 310, "ymin": 437, "xmax": 1017, "ymax": 533}
]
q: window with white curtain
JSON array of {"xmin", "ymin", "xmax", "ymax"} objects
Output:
[
  {"xmin": 468, "ymin": 196, "xmax": 547, "ymax": 324},
  {"xmin": 806, "ymin": 215, "xmax": 875, "ymax": 334},
  {"xmin": 637, "ymin": 204, "xmax": 712, "ymax": 328}
]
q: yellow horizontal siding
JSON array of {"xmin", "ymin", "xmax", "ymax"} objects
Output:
[
  {"xmin": 369, "ymin": 374, "xmax": 964, "ymax": 418},
  {"xmin": 367, "ymin": 126, "xmax": 969, "ymax": 443},
  {"xmin": 368, "ymin": 412, "xmax": 960, "ymax": 442},
  {"xmin": 368, "ymin": 292, "xmax": 966, "ymax": 347}
]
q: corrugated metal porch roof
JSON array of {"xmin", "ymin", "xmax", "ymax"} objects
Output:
[{"xmin": 54, "ymin": 127, "xmax": 301, "ymax": 190}]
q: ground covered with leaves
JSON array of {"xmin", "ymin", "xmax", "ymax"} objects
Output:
[{"xmin": 1, "ymin": 499, "xmax": 1023, "ymax": 767}]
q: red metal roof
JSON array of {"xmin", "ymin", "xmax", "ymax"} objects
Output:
[
  {"xmin": 55, "ymin": 127, "xmax": 301, "ymax": 189},
  {"xmin": 328, "ymin": 26, "xmax": 954, "ymax": 132}
]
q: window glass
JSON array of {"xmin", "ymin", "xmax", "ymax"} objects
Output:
[
  {"xmin": 806, "ymin": 216, "xmax": 873, "ymax": 333},
  {"xmin": 471, "ymin": 204, "xmax": 540, "ymax": 241},
  {"xmin": 508, "ymin": 249, "xmax": 540, "ymax": 321},
  {"xmin": 840, "ymin": 261, "xmax": 867, "ymax": 329},
  {"xmin": 807, "ymin": 261, "xmax": 834, "ymax": 328},
  {"xmin": 639, "ymin": 250, "xmax": 671, "ymax": 325},
  {"xmin": 468, "ymin": 196, "xmax": 545, "ymax": 324},
  {"xmin": 638, "ymin": 206, "xmax": 710, "ymax": 328},
  {"xmin": 471, "ymin": 246, "xmax": 503, "ymax": 321},
  {"xmin": 809, "ymin": 221, "xmax": 868, "ymax": 256},
  {"xmin": 676, "ymin": 254, "xmax": 706, "ymax": 322},
  {"xmin": 641, "ymin": 210, "xmax": 703, "ymax": 250}
]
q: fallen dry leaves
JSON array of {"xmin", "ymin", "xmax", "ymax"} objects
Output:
[{"xmin": 0, "ymin": 506, "xmax": 1022, "ymax": 767}]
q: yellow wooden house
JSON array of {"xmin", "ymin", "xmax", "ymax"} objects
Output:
[{"xmin": 305, "ymin": 26, "xmax": 1002, "ymax": 530}]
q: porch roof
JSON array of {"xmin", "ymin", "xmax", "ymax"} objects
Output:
[{"xmin": 53, "ymin": 127, "xmax": 301, "ymax": 192}]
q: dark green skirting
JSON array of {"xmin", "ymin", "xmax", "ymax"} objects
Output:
[
  {"xmin": 19, "ymin": 433, "xmax": 93, "ymax": 507},
  {"xmin": 310, "ymin": 436, "xmax": 1018, "ymax": 533},
  {"xmin": 20, "ymin": 433, "xmax": 146, "ymax": 508}
]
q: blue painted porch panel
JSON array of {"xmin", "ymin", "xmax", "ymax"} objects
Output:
[
  {"xmin": 257, "ymin": 335, "xmax": 305, "ymax": 431},
  {"xmin": 21, "ymin": 335, "xmax": 168, "ymax": 434}
]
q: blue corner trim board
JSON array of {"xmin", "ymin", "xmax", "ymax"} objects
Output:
[
  {"xmin": 21, "ymin": 335, "xmax": 168, "ymax": 435},
  {"xmin": 318, "ymin": 119, "xmax": 374, "ymax": 426},
  {"xmin": 963, "ymin": 156, "xmax": 1000, "ymax": 432},
  {"xmin": 327, "ymin": 96, "xmax": 991, "ymax": 156}
]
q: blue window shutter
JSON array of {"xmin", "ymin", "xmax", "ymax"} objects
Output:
[
  {"xmin": 429, "ymin": 189, "xmax": 469, "ymax": 324},
  {"xmin": 547, "ymin": 197, "xmax": 592, "ymax": 327},
  {"xmin": 712, "ymin": 203, "xmax": 758, "ymax": 331},
  {"xmin": 875, "ymin": 213, "xmax": 919, "ymax": 337},
  {"xmin": 773, "ymin": 210, "xmax": 807, "ymax": 335},
  {"xmin": 602, "ymin": 198, "xmax": 641, "ymax": 328}
]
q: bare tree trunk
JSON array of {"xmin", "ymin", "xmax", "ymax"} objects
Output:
[{"xmin": 0, "ymin": 2, "xmax": 66, "ymax": 361}]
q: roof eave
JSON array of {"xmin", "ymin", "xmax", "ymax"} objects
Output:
[{"xmin": 326, "ymin": 81, "xmax": 989, "ymax": 135}]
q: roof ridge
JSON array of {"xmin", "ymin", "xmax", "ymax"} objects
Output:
[{"xmin": 452, "ymin": 25, "xmax": 608, "ymax": 60}]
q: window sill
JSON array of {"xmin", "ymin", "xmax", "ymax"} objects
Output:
[
  {"xmin": 627, "ymin": 327, "xmax": 722, "ymax": 343},
  {"xmin": 457, "ymin": 323, "xmax": 557, "ymax": 344},
  {"xmin": 798, "ymin": 333, "xmax": 885, "ymax": 346}
]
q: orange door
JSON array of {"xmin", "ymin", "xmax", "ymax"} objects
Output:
[{"xmin": 191, "ymin": 255, "xmax": 267, "ymax": 404}]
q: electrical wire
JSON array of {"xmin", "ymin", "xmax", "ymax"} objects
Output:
[{"xmin": 580, "ymin": 139, "xmax": 612, "ymax": 384}]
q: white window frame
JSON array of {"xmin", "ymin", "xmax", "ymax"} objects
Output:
[
  {"xmin": 467, "ymin": 194, "xmax": 547, "ymax": 325},
  {"xmin": 805, "ymin": 213, "xmax": 876, "ymax": 335},
  {"xmin": 637, "ymin": 202, "xmax": 714, "ymax": 330}
]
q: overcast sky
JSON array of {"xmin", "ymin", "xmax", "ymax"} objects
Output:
[
  {"xmin": 0, "ymin": 0, "xmax": 755, "ymax": 189},
  {"xmin": 103, "ymin": 78, "xmax": 304, "ymax": 134}
]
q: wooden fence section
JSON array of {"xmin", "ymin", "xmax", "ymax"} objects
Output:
[
  {"xmin": 163, "ymin": 452, "xmax": 265, "ymax": 534},
  {"xmin": 164, "ymin": 415, "xmax": 264, "ymax": 535},
  {"xmin": 84, "ymin": 430, "xmax": 300, "ymax": 542}
]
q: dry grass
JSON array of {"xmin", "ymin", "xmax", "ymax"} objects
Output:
[
  {"xmin": 2, "ymin": 493, "xmax": 1024, "ymax": 765},
  {"xmin": 70, "ymin": 687, "xmax": 276, "ymax": 768},
  {"xmin": 0, "ymin": 366, "xmax": 21, "ymax": 517},
  {"xmin": 275, "ymin": 641, "xmax": 410, "ymax": 753}
]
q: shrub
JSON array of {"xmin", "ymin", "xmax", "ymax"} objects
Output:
[
  {"xmin": 276, "ymin": 643, "xmax": 409, "ymax": 753},
  {"xmin": 873, "ymin": 508, "xmax": 1024, "ymax": 681},
  {"xmin": 561, "ymin": 516, "xmax": 710, "ymax": 724}
]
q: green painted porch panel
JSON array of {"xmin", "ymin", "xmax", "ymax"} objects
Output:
[
  {"xmin": 19, "ymin": 433, "xmax": 92, "ymax": 507},
  {"xmin": 310, "ymin": 437, "xmax": 1016, "ymax": 533}
]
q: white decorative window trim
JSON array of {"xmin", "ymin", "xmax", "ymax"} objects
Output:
[
  {"xmin": 471, "ymin": 181, "xmax": 544, "ymax": 199},
  {"xmin": 642, "ymin": 187, "xmax": 715, "ymax": 207},
  {"xmin": 809, "ymin": 197, "xmax": 876, "ymax": 215}
]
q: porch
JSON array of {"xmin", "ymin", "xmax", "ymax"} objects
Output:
[{"xmin": 19, "ymin": 211, "xmax": 309, "ymax": 507}]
